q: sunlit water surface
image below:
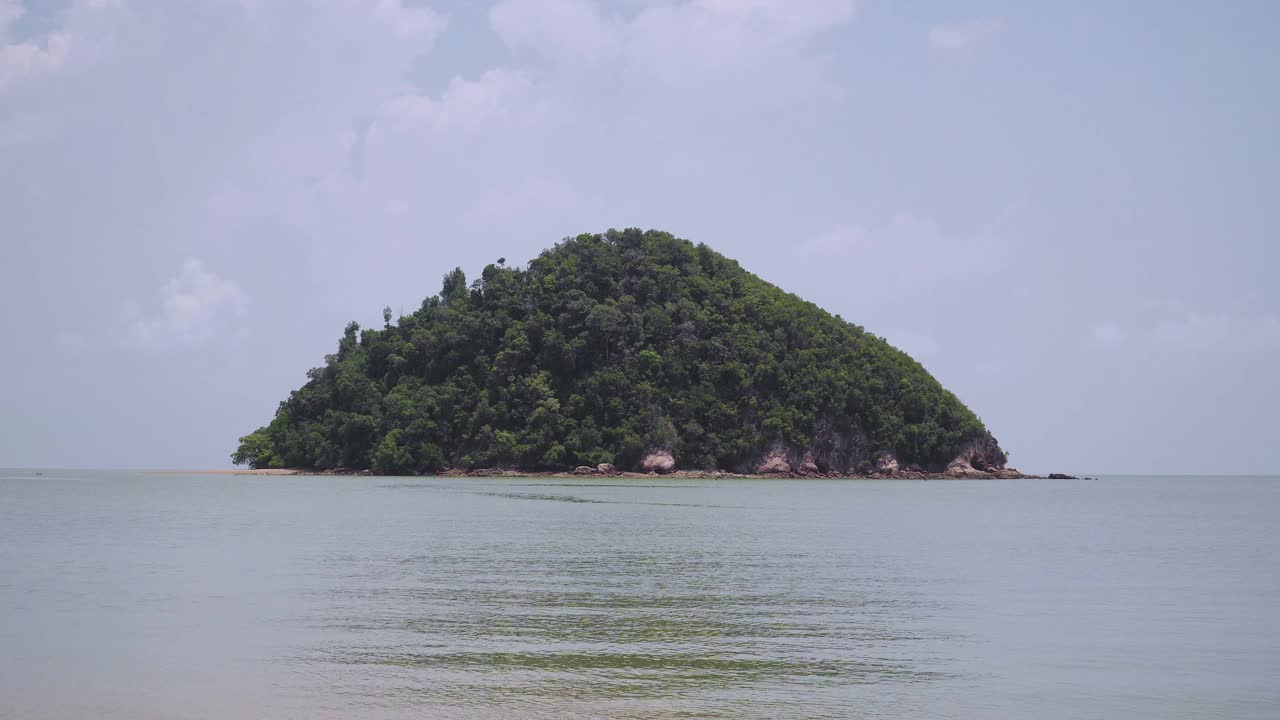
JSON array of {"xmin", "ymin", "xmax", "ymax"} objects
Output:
[{"xmin": 1, "ymin": 471, "xmax": 1277, "ymax": 719}]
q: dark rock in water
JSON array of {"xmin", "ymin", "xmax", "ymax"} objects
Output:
[{"xmin": 1048, "ymin": 473, "xmax": 1077, "ymax": 479}]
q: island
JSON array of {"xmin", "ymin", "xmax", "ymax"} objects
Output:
[{"xmin": 233, "ymin": 229, "xmax": 1033, "ymax": 479}]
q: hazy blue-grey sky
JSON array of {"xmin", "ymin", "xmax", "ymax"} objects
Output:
[{"xmin": 2, "ymin": 0, "xmax": 1276, "ymax": 473}]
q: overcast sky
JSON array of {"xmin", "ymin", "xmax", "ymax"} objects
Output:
[{"xmin": 2, "ymin": 0, "xmax": 1276, "ymax": 474}]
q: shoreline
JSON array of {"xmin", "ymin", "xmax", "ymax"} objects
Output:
[{"xmin": 150, "ymin": 467, "xmax": 1064, "ymax": 480}]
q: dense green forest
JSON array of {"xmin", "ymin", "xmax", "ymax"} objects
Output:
[{"xmin": 233, "ymin": 230, "xmax": 1003, "ymax": 474}]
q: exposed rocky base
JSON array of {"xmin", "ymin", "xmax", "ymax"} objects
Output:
[
  {"xmin": 249, "ymin": 432, "xmax": 1036, "ymax": 479},
  {"xmin": 275, "ymin": 464, "xmax": 1047, "ymax": 480},
  {"xmin": 728, "ymin": 429, "xmax": 1017, "ymax": 478},
  {"xmin": 271, "ymin": 433, "xmax": 1051, "ymax": 479}
]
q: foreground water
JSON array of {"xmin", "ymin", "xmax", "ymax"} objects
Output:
[{"xmin": 0, "ymin": 471, "xmax": 1277, "ymax": 719}]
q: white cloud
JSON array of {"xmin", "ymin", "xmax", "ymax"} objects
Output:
[
  {"xmin": 374, "ymin": 68, "xmax": 536, "ymax": 132},
  {"xmin": 0, "ymin": 0, "xmax": 70, "ymax": 93},
  {"xmin": 801, "ymin": 223, "xmax": 871, "ymax": 257},
  {"xmin": 124, "ymin": 259, "xmax": 248, "ymax": 350},
  {"xmin": 489, "ymin": 0, "xmax": 619, "ymax": 63},
  {"xmin": 55, "ymin": 330, "xmax": 90, "ymax": 352},
  {"xmin": 1090, "ymin": 322, "xmax": 1128, "ymax": 346},
  {"xmin": 1154, "ymin": 311, "xmax": 1280, "ymax": 352},
  {"xmin": 677, "ymin": 0, "xmax": 855, "ymax": 39},
  {"xmin": 0, "ymin": 0, "xmax": 128, "ymax": 94},
  {"xmin": 1089, "ymin": 310, "xmax": 1280, "ymax": 353},
  {"xmin": 227, "ymin": 0, "xmax": 445, "ymax": 38},
  {"xmin": 795, "ymin": 211, "xmax": 1021, "ymax": 346},
  {"xmin": 0, "ymin": 32, "xmax": 69, "ymax": 91},
  {"xmin": 9, "ymin": 0, "xmax": 859, "ymax": 359},
  {"xmin": 489, "ymin": 0, "xmax": 853, "ymax": 76},
  {"xmin": 928, "ymin": 17, "xmax": 1005, "ymax": 56},
  {"xmin": 630, "ymin": 0, "xmax": 852, "ymax": 48},
  {"xmin": 0, "ymin": 0, "xmax": 22, "ymax": 30},
  {"xmin": 462, "ymin": 175, "xmax": 578, "ymax": 226},
  {"xmin": 801, "ymin": 213, "xmax": 936, "ymax": 258},
  {"xmin": 372, "ymin": 0, "xmax": 448, "ymax": 38},
  {"xmin": 1, "ymin": 0, "xmax": 466, "ymax": 288}
]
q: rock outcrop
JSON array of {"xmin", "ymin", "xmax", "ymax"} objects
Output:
[
  {"xmin": 948, "ymin": 434, "xmax": 1007, "ymax": 472},
  {"xmin": 798, "ymin": 454, "xmax": 820, "ymax": 475},
  {"xmin": 874, "ymin": 452, "xmax": 899, "ymax": 474},
  {"xmin": 735, "ymin": 428, "xmax": 1014, "ymax": 479},
  {"xmin": 743, "ymin": 424, "xmax": 872, "ymax": 476},
  {"xmin": 641, "ymin": 449, "xmax": 676, "ymax": 474},
  {"xmin": 805, "ymin": 423, "xmax": 871, "ymax": 474},
  {"xmin": 755, "ymin": 446, "xmax": 792, "ymax": 475}
]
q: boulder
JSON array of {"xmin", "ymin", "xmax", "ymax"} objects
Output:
[
  {"xmin": 755, "ymin": 456, "xmax": 792, "ymax": 474},
  {"xmin": 754, "ymin": 444, "xmax": 793, "ymax": 474},
  {"xmin": 597, "ymin": 463, "xmax": 616, "ymax": 476},
  {"xmin": 1047, "ymin": 473, "xmax": 1077, "ymax": 480},
  {"xmin": 641, "ymin": 450, "xmax": 676, "ymax": 474},
  {"xmin": 874, "ymin": 452, "xmax": 899, "ymax": 474},
  {"xmin": 572, "ymin": 465, "xmax": 596, "ymax": 475},
  {"xmin": 945, "ymin": 459, "xmax": 995, "ymax": 477}
]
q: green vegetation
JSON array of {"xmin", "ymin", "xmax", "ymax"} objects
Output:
[{"xmin": 233, "ymin": 229, "xmax": 999, "ymax": 474}]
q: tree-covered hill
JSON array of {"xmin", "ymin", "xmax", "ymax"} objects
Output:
[{"xmin": 233, "ymin": 229, "xmax": 1007, "ymax": 475}]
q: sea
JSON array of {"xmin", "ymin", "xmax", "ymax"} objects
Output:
[{"xmin": 1, "ymin": 470, "xmax": 1276, "ymax": 719}]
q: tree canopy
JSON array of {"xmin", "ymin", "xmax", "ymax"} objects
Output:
[{"xmin": 233, "ymin": 229, "xmax": 1000, "ymax": 474}]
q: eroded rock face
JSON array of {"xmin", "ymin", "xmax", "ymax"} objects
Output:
[
  {"xmin": 874, "ymin": 452, "xmax": 899, "ymax": 474},
  {"xmin": 944, "ymin": 459, "xmax": 983, "ymax": 476},
  {"xmin": 737, "ymin": 426, "xmax": 1007, "ymax": 478},
  {"xmin": 641, "ymin": 450, "xmax": 676, "ymax": 474},
  {"xmin": 755, "ymin": 447, "xmax": 793, "ymax": 474},
  {"xmin": 948, "ymin": 434, "xmax": 1007, "ymax": 472},
  {"xmin": 745, "ymin": 424, "xmax": 871, "ymax": 475},
  {"xmin": 807, "ymin": 423, "xmax": 870, "ymax": 474},
  {"xmin": 798, "ymin": 453, "xmax": 820, "ymax": 475}
]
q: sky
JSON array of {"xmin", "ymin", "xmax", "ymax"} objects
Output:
[{"xmin": 1, "ymin": 0, "xmax": 1276, "ymax": 474}]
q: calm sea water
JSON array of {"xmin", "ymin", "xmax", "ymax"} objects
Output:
[{"xmin": 1, "ymin": 471, "xmax": 1277, "ymax": 719}]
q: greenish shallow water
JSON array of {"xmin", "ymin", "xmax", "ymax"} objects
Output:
[{"xmin": 1, "ymin": 471, "xmax": 1277, "ymax": 719}]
